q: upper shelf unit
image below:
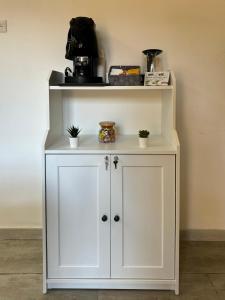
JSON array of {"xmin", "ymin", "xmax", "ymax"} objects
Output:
[
  {"xmin": 49, "ymin": 70, "xmax": 175, "ymax": 91},
  {"xmin": 45, "ymin": 70, "xmax": 178, "ymax": 153}
]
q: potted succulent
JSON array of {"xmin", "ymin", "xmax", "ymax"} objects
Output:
[
  {"xmin": 138, "ymin": 130, "xmax": 150, "ymax": 148},
  {"xmin": 67, "ymin": 125, "xmax": 81, "ymax": 148}
]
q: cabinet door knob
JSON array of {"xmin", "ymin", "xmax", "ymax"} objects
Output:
[
  {"xmin": 101, "ymin": 215, "xmax": 108, "ymax": 222},
  {"xmin": 114, "ymin": 215, "xmax": 120, "ymax": 222}
]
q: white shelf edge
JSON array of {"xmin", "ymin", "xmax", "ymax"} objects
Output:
[
  {"xmin": 45, "ymin": 149, "xmax": 177, "ymax": 155},
  {"xmin": 49, "ymin": 85, "xmax": 173, "ymax": 91},
  {"xmin": 44, "ymin": 135, "xmax": 178, "ymax": 155}
]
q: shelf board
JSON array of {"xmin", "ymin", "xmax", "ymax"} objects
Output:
[
  {"xmin": 45, "ymin": 135, "xmax": 178, "ymax": 154},
  {"xmin": 49, "ymin": 85, "xmax": 173, "ymax": 91}
]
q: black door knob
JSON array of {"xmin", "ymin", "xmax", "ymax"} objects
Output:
[
  {"xmin": 114, "ymin": 215, "xmax": 120, "ymax": 222},
  {"xmin": 101, "ymin": 215, "xmax": 108, "ymax": 222}
]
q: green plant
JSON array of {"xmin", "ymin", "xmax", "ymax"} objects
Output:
[
  {"xmin": 139, "ymin": 130, "xmax": 150, "ymax": 138},
  {"xmin": 67, "ymin": 125, "xmax": 81, "ymax": 138}
]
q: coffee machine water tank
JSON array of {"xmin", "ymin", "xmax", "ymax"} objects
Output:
[{"xmin": 65, "ymin": 17, "xmax": 103, "ymax": 84}]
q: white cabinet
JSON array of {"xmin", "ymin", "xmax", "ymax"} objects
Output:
[
  {"xmin": 46, "ymin": 154, "xmax": 175, "ymax": 279},
  {"xmin": 43, "ymin": 70, "xmax": 180, "ymax": 294}
]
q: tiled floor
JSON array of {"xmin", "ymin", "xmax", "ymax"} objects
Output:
[{"xmin": 0, "ymin": 239, "xmax": 225, "ymax": 299}]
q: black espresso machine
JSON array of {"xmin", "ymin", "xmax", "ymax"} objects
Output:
[{"xmin": 65, "ymin": 17, "xmax": 103, "ymax": 85}]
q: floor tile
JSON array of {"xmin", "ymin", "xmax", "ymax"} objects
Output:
[
  {"xmin": 98, "ymin": 290, "xmax": 159, "ymax": 300},
  {"xmin": 218, "ymin": 291, "xmax": 225, "ymax": 300},
  {"xmin": 0, "ymin": 240, "xmax": 224, "ymax": 300},
  {"xmin": 44, "ymin": 290, "xmax": 98, "ymax": 300},
  {"xmin": 179, "ymin": 273, "xmax": 217, "ymax": 296},
  {"xmin": 208, "ymin": 274, "xmax": 225, "ymax": 290},
  {"xmin": 180, "ymin": 242, "xmax": 225, "ymax": 274},
  {"xmin": 0, "ymin": 274, "xmax": 43, "ymax": 300},
  {"xmin": 165, "ymin": 295, "xmax": 221, "ymax": 300},
  {"xmin": 0, "ymin": 274, "xmax": 98, "ymax": 300},
  {"xmin": 0, "ymin": 240, "xmax": 42, "ymax": 274}
]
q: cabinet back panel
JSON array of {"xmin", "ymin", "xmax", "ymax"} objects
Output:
[{"xmin": 62, "ymin": 90, "xmax": 162, "ymax": 135}]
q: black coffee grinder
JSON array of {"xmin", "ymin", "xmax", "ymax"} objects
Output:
[{"xmin": 65, "ymin": 17, "xmax": 103, "ymax": 84}]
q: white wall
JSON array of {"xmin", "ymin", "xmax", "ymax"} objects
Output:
[{"xmin": 0, "ymin": 0, "xmax": 225, "ymax": 229}]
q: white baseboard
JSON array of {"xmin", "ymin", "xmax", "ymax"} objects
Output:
[{"xmin": 180, "ymin": 229, "xmax": 225, "ymax": 241}]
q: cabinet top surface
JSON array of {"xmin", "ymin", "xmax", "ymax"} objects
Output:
[{"xmin": 45, "ymin": 135, "xmax": 178, "ymax": 155}]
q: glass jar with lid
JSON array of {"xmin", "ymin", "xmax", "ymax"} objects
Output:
[{"xmin": 98, "ymin": 121, "xmax": 116, "ymax": 143}]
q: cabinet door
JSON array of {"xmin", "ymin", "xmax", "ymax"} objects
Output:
[
  {"xmin": 111, "ymin": 155, "xmax": 175, "ymax": 279},
  {"xmin": 46, "ymin": 155, "xmax": 110, "ymax": 278}
]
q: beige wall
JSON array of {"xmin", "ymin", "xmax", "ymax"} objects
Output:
[{"xmin": 0, "ymin": 0, "xmax": 225, "ymax": 229}]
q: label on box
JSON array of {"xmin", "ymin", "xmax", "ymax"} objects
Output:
[{"xmin": 144, "ymin": 71, "xmax": 170, "ymax": 86}]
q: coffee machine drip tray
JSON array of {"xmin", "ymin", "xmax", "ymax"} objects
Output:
[{"xmin": 63, "ymin": 76, "xmax": 105, "ymax": 86}]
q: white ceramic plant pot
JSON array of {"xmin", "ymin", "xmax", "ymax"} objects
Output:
[
  {"xmin": 69, "ymin": 137, "xmax": 79, "ymax": 148},
  {"xmin": 139, "ymin": 137, "xmax": 148, "ymax": 148}
]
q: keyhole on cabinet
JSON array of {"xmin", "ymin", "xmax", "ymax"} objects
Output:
[
  {"xmin": 105, "ymin": 156, "xmax": 109, "ymax": 170},
  {"xmin": 113, "ymin": 156, "xmax": 119, "ymax": 169}
]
